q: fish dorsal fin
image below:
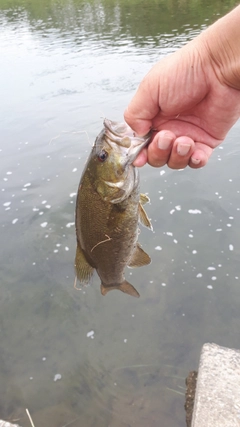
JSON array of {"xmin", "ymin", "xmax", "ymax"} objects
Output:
[
  {"xmin": 75, "ymin": 243, "xmax": 94, "ymax": 284},
  {"xmin": 101, "ymin": 280, "xmax": 140, "ymax": 298},
  {"xmin": 138, "ymin": 202, "xmax": 153, "ymax": 230},
  {"xmin": 128, "ymin": 243, "xmax": 151, "ymax": 267},
  {"xmin": 140, "ymin": 193, "xmax": 150, "ymax": 205}
]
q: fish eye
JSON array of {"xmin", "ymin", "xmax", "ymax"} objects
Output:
[{"xmin": 97, "ymin": 149, "xmax": 108, "ymax": 162}]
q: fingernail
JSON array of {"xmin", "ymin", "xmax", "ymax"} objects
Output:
[
  {"xmin": 158, "ymin": 134, "xmax": 173, "ymax": 150},
  {"xmin": 191, "ymin": 157, "xmax": 201, "ymax": 165},
  {"xmin": 177, "ymin": 143, "xmax": 191, "ymax": 156}
]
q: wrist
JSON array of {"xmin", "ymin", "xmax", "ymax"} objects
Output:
[{"xmin": 199, "ymin": 6, "xmax": 240, "ymax": 90}]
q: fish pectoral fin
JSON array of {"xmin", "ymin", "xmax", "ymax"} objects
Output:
[
  {"xmin": 128, "ymin": 243, "xmax": 151, "ymax": 267},
  {"xmin": 101, "ymin": 281, "xmax": 140, "ymax": 298},
  {"xmin": 75, "ymin": 243, "xmax": 94, "ymax": 284},
  {"xmin": 140, "ymin": 193, "xmax": 150, "ymax": 205},
  {"xmin": 138, "ymin": 202, "xmax": 153, "ymax": 230}
]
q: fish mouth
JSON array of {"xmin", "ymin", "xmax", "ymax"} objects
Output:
[
  {"xmin": 103, "ymin": 118, "xmax": 151, "ymax": 163},
  {"xmin": 104, "ymin": 119, "xmax": 130, "ymax": 138}
]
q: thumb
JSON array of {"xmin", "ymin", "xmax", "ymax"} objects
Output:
[
  {"xmin": 124, "ymin": 106, "xmax": 152, "ymax": 136},
  {"xmin": 124, "ymin": 72, "xmax": 160, "ymax": 136}
]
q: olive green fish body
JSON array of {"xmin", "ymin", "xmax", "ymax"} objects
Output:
[{"xmin": 75, "ymin": 119, "xmax": 152, "ymax": 297}]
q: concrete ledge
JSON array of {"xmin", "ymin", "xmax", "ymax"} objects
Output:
[{"xmin": 192, "ymin": 343, "xmax": 240, "ymax": 427}]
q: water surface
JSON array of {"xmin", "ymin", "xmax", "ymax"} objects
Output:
[{"xmin": 1, "ymin": 0, "xmax": 240, "ymax": 426}]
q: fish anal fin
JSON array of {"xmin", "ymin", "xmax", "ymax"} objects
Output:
[
  {"xmin": 140, "ymin": 193, "xmax": 150, "ymax": 205},
  {"xmin": 128, "ymin": 243, "xmax": 151, "ymax": 267},
  {"xmin": 75, "ymin": 243, "xmax": 94, "ymax": 284},
  {"xmin": 101, "ymin": 281, "xmax": 140, "ymax": 298}
]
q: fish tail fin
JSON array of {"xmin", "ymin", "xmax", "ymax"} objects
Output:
[{"xmin": 101, "ymin": 280, "xmax": 140, "ymax": 298}]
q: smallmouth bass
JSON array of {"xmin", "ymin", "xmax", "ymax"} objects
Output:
[{"xmin": 75, "ymin": 119, "xmax": 152, "ymax": 297}]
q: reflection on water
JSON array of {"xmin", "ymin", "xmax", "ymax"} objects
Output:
[{"xmin": 1, "ymin": 0, "xmax": 240, "ymax": 425}]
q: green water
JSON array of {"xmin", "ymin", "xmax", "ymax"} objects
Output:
[{"xmin": 1, "ymin": 1, "xmax": 240, "ymax": 426}]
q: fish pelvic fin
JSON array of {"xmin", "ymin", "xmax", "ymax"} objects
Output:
[
  {"xmin": 101, "ymin": 281, "xmax": 140, "ymax": 298},
  {"xmin": 139, "ymin": 193, "xmax": 152, "ymax": 230},
  {"xmin": 75, "ymin": 243, "xmax": 94, "ymax": 284},
  {"xmin": 128, "ymin": 243, "xmax": 151, "ymax": 267},
  {"xmin": 138, "ymin": 202, "xmax": 153, "ymax": 230},
  {"xmin": 140, "ymin": 193, "xmax": 150, "ymax": 205}
]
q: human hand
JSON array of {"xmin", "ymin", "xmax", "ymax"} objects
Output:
[{"xmin": 124, "ymin": 10, "xmax": 240, "ymax": 169}]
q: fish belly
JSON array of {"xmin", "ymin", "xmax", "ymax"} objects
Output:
[{"xmin": 76, "ymin": 179, "xmax": 139, "ymax": 286}]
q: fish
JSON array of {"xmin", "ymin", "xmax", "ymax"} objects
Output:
[{"xmin": 74, "ymin": 118, "xmax": 152, "ymax": 297}]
